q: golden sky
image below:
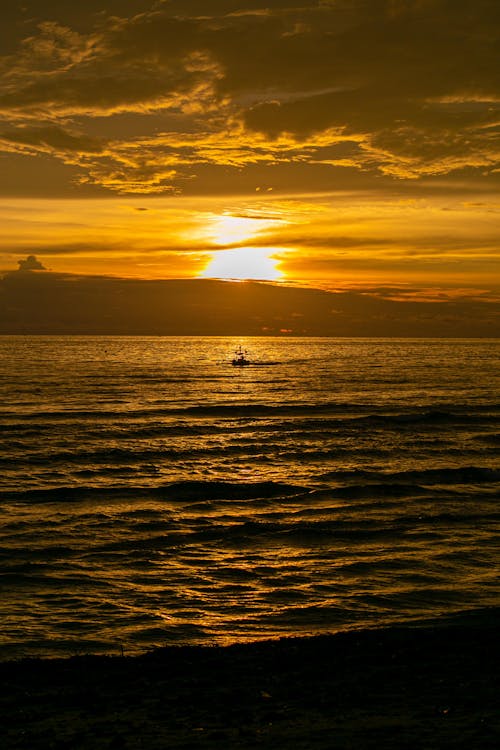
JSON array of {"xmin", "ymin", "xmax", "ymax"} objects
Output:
[{"xmin": 0, "ymin": 1, "xmax": 499, "ymax": 309}]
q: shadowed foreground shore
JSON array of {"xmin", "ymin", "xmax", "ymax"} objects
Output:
[{"xmin": 2, "ymin": 614, "xmax": 499, "ymax": 750}]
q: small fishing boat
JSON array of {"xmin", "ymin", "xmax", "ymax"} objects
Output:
[{"xmin": 232, "ymin": 345, "xmax": 251, "ymax": 366}]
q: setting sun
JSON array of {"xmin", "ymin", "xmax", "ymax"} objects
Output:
[
  {"xmin": 208, "ymin": 214, "xmax": 284, "ymax": 247},
  {"xmin": 200, "ymin": 246, "xmax": 282, "ymax": 281},
  {"xmin": 200, "ymin": 212, "xmax": 285, "ymax": 280}
]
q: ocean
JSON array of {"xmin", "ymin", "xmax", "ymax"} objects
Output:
[{"xmin": 0, "ymin": 336, "xmax": 498, "ymax": 659}]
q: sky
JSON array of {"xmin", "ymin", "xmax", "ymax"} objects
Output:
[{"xmin": 0, "ymin": 1, "xmax": 499, "ymax": 334}]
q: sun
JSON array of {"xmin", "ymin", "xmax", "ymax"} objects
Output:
[
  {"xmin": 209, "ymin": 214, "xmax": 281, "ymax": 246},
  {"xmin": 200, "ymin": 246, "xmax": 282, "ymax": 281},
  {"xmin": 198, "ymin": 212, "xmax": 285, "ymax": 280}
]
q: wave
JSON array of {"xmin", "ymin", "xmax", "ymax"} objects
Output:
[
  {"xmin": 0, "ymin": 443, "xmax": 281, "ymax": 467},
  {"xmin": 2, "ymin": 463, "xmax": 498, "ymax": 505},
  {"xmin": 3, "ymin": 403, "xmax": 498, "ymax": 422},
  {"xmin": 320, "ymin": 465, "xmax": 500, "ymax": 486},
  {"xmin": 2, "ymin": 412, "xmax": 498, "ymax": 459},
  {"xmin": 105, "ymin": 512, "xmax": 496, "ymax": 549},
  {"xmin": 0, "ymin": 479, "xmax": 310, "ymax": 504}
]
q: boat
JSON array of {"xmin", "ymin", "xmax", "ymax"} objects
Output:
[{"xmin": 232, "ymin": 345, "xmax": 251, "ymax": 366}]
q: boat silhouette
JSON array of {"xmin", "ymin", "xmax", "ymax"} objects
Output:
[{"xmin": 232, "ymin": 345, "xmax": 251, "ymax": 366}]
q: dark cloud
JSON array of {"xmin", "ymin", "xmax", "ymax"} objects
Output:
[
  {"xmin": 0, "ymin": 1, "xmax": 498, "ymax": 194},
  {"xmin": 17, "ymin": 254, "xmax": 46, "ymax": 271},
  {"xmin": 1, "ymin": 126, "xmax": 104, "ymax": 153},
  {"xmin": 0, "ymin": 271, "xmax": 497, "ymax": 336}
]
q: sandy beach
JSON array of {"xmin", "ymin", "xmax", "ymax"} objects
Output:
[{"xmin": 2, "ymin": 612, "xmax": 499, "ymax": 750}]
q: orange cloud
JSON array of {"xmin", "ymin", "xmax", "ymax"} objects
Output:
[{"xmin": 0, "ymin": 1, "xmax": 497, "ymax": 197}]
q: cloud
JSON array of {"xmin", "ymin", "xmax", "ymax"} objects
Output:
[
  {"xmin": 1, "ymin": 271, "xmax": 498, "ymax": 336},
  {"xmin": 17, "ymin": 254, "xmax": 46, "ymax": 271},
  {"xmin": 0, "ymin": 125, "xmax": 104, "ymax": 154},
  {"xmin": 0, "ymin": 15, "xmax": 221, "ymax": 117},
  {"xmin": 0, "ymin": 1, "xmax": 498, "ymax": 195}
]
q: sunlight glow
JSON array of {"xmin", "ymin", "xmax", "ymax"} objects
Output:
[
  {"xmin": 209, "ymin": 215, "xmax": 282, "ymax": 246},
  {"xmin": 200, "ymin": 246, "xmax": 282, "ymax": 281}
]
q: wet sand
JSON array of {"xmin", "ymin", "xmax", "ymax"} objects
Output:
[{"xmin": 2, "ymin": 614, "xmax": 499, "ymax": 749}]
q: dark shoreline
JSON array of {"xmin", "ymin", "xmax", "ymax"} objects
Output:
[{"xmin": 2, "ymin": 614, "xmax": 499, "ymax": 749}]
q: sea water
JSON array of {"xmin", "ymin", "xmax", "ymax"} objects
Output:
[{"xmin": 0, "ymin": 336, "xmax": 498, "ymax": 659}]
